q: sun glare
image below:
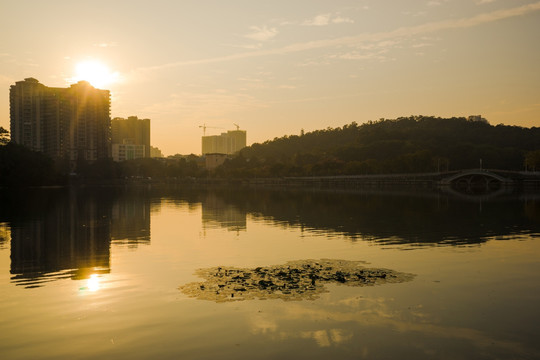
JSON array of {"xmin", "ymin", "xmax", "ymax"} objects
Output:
[
  {"xmin": 73, "ymin": 60, "xmax": 118, "ymax": 89},
  {"xmin": 87, "ymin": 274, "xmax": 101, "ymax": 292}
]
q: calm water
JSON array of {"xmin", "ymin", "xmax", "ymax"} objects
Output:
[{"xmin": 0, "ymin": 186, "xmax": 539, "ymax": 360}]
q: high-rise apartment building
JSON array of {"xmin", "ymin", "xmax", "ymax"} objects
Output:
[
  {"xmin": 9, "ymin": 78, "xmax": 111, "ymax": 162},
  {"xmin": 9, "ymin": 78, "xmax": 59, "ymax": 157},
  {"xmin": 111, "ymin": 116, "xmax": 150, "ymax": 160},
  {"xmin": 202, "ymin": 129, "xmax": 246, "ymax": 155}
]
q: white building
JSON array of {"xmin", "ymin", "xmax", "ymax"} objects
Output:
[{"xmin": 112, "ymin": 140, "xmax": 146, "ymax": 162}]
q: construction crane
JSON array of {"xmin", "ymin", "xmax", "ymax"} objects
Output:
[
  {"xmin": 233, "ymin": 123, "xmax": 240, "ymax": 131},
  {"xmin": 199, "ymin": 124, "xmax": 222, "ymax": 136}
]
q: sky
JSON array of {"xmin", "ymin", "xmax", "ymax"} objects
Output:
[{"xmin": 1, "ymin": 0, "xmax": 539, "ymax": 156}]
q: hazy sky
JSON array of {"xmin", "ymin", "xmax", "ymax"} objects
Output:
[{"xmin": 1, "ymin": 0, "xmax": 539, "ymax": 155}]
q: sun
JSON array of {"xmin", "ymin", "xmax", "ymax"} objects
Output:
[{"xmin": 72, "ymin": 60, "xmax": 118, "ymax": 89}]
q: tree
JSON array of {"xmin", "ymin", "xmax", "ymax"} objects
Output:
[
  {"xmin": 525, "ymin": 150, "xmax": 540, "ymax": 171},
  {"xmin": 0, "ymin": 143, "xmax": 58, "ymax": 186},
  {"xmin": 0, "ymin": 127, "xmax": 9, "ymax": 145}
]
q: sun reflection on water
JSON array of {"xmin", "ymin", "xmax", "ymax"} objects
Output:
[
  {"xmin": 79, "ymin": 273, "xmax": 104, "ymax": 293},
  {"xmin": 87, "ymin": 274, "xmax": 101, "ymax": 292}
]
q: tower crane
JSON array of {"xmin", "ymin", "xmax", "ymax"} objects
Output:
[
  {"xmin": 199, "ymin": 124, "xmax": 223, "ymax": 136},
  {"xmin": 233, "ymin": 123, "xmax": 240, "ymax": 131}
]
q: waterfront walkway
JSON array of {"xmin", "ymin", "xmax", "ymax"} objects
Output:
[{"xmin": 244, "ymin": 169, "xmax": 540, "ymax": 189}]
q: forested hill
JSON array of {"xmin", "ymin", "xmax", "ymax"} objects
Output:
[{"xmin": 218, "ymin": 116, "xmax": 540, "ymax": 177}]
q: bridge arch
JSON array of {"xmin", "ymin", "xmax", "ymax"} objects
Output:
[{"xmin": 440, "ymin": 170, "xmax": 512, "ymax": 194}]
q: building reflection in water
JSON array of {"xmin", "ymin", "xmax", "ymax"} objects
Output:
[
  {"xmin": 4, "ymin": 186, "xmax": 539, "ymax": 288},
  {"xmin": 9, "ymin": 190, "xmax": 112, "ymax": 288},
  {"xmin": 6, "ymin": 188, "xmax": 153, "ymax": 288},
  {"xmin": 0, "ymin": 222, "xmax": 9, "ymax": 250},
  {"xmin": 111, "ymin": 193, "xmax": 151, "ymax": 247},
  {"xmin": 201, "ymin": 192, "xmax": 246, "ymax": 233}
]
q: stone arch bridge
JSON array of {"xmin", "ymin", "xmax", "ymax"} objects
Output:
[{"xmin": 439, "ymin": 170, "xmax": 513, "ymax": 192}]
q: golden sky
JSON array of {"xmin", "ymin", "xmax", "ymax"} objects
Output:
[{"xmin": 1, "ymin": 0, "xmax": 539, "ymax": 155}]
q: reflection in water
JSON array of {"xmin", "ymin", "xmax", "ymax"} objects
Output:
[
  {"xmin": 243, "ymin": 190, "xmax": 540, "ymax": 246},
  {"xmin": 8, "ymin": 189, "xmax": 112, "ymax": 288},
  {"xmin": 179, "ymin": 259, "xmax": 415, "ymax": 302},
  {"xmin": 251, "ymin": 294, "xmax": 537, "ymax": 356},
  {"xmin": 0, "ymin": 222, "xmax": 8, "ymax": 250},
  {"xmin": 1, "ymin": 186, "xmax": 538, "ymax": 290},
  {"xmin": 81, "ymin": 273, "xmax": 102, "ymax": 292},
  {"xmin": 158, "ymin": 186, "xmax": 540, "ymax": 247},
  {"xmin": 1, "ymin": 188, "xmax": 152, "ymax": 288},
  {"xmin": 111, "ymin": 190, "xmax": 151, "ymax": 247},
  {"xmin": 201, "ymin": 192, "xmax": 246, "ymax": 232},
  {"xmin": 0, "ymin": 186, "xmax": 538, "ymax": 359}
]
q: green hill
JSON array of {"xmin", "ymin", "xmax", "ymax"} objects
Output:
[{"xmin": 217, "ymin": 116, "xmax": 540, "ymax": 177}]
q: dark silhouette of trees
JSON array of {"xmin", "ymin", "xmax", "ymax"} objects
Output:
[
  {"xmin": 525, "ymin": 150, "xmax": 540, "ymax": 171},
  {"xmin": 2, "ymin": 117, "xmax": 539, "ymax": 186},
  {"xmin": 215, "ymin": 116, "xmax": 540, "ymax": 177},
  {"xmin": 0, "ymin": 127, "xmax": 8, "ymax": 145},
  {"xmin": 0, "ymin": 143, "xmax": 59, "ymax": 186}
]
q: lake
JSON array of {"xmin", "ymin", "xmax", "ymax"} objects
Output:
[{"xmin": 0, "ymin": 185, "xmax": 539, "ymax": 359}]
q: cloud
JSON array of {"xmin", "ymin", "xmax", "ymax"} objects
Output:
[
  {"xmin": 0, "ymin": 74, "xmax": 15, "ymax": 84},
  {"xmin": 140, "ymin": 90, "xmax": 266, "ymax": 120},
  {"xmin": 333, "ymin": 16, "xmax": 355, "ymax": 24},
  {"xmin": 476, "ymin": 0, "xmax": 496, "ymax": 4},
  {"xmin": 258, "ymin": 297, "xmax": 532, "ymax": 356},
  {"xmin": 244, "ymin": 26, "xmax": 278, "ymax": 42},
  {"xmin": 427, "ymin": 0, "xmax": 449, "ymax": 6},
  {"xmin": 330, "ymin": 50, "xmax": 389, "ymax": 62},
  {"xmin": 412, "ymin": 42, "xmax": 433, "ymax": 48},
  {"xmin": 138, "ymin": 2, "xmax": 540, "ymax": 71},
  {"xmin": 93, "ymin": 42, "xmax": 118, "ymax": 48},
  {"xmin": 231, "ymin": 43, "xmax": 263, "ymax": 50},
  {"xmin": 0, "ymin": 53, "xmax": 16, "ymax": 64},
  {"xmin": 303, "ymin": 14, "xmax": 331, "ymax": 26},
  {"xmin": 428, "ymin": 0, "xmax": 453, "ymax": 6},
  {"xmin": 302, "ymin": 13, "xmax": 354, "ymax": 26}
]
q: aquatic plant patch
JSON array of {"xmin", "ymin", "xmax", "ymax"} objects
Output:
[{"xmin": 179, "ymin": 259, "xmax": 415, "ymax": 302}]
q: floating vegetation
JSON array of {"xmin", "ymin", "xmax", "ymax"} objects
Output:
[{"xmin": 179, "ymin": 259, "xmax": 415, "ymax": 302}]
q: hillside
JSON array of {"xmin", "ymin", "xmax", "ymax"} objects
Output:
[{"xmin": 216, "ymin": 116, "xmax": 540, "ymax": 177}]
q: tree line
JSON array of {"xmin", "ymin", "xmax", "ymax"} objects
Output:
[
  {"xmin": 215, "ymin": 116, "xmax": 540, "ymax": 177},
  {"xmin": 1, "ymin": 116, "xmax": 540, "ymax": 186}
]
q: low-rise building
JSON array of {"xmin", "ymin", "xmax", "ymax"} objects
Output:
[
  {"xmin": 150, "ymin": 146, "xmax": 164, "ymax": 158},
  {"xmin": 205, "ymin": 153, "xmax": 228, "ymax": 170},
  {"xmin": 112, "ymin": 140, "xmax": 146, "ymax": 161}
]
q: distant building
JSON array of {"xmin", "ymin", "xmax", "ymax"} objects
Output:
[
  {"xmin": 205, "ymin": 153, "xmax": 228, "ymax": 170},
  {"xmin": 9, "ymin": 78, "xmax": 51, "ymax": 154},
  {"xmin": 112, "ymin": 140, "xmax": 146, "ymax": 162},
  {"xmin": 467, "ymin": 115, "xmax": 489, "ymax": 124},
  {"xmin": 202, "ymin": 129, "xmax": 246, "ymax": 155},
  {"xmin": 150, "ymin": 146, "xmax": 164, "ymax": 158},
  {"xmin": 9, "ymin": 78, "xmax": 111, "ymax": 162},
  {"xmin": 111, "ymin": 116, "xmax": 150, "ymax": 159}
]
